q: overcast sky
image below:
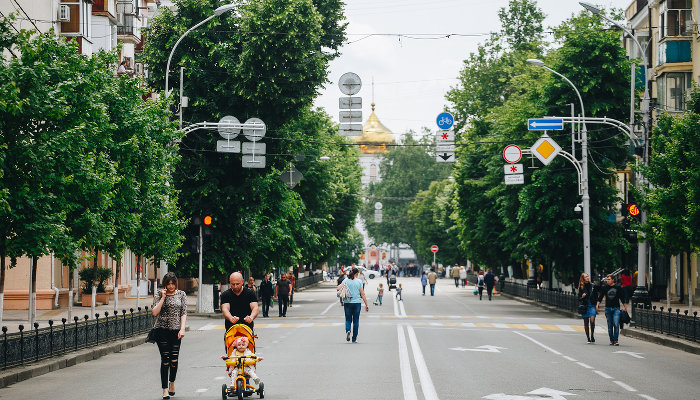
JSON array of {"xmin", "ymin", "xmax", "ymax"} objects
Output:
[{"xmin": 313, "ymin": 0, "xmax": 633, "ymax": 137}]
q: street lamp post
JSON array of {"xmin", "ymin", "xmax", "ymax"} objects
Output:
[
  {"xmin": 527, "ymin": 59, "xmax": 591, "ymax": 277},
  {"xmin": 164, "ymin": 3, "xmax": 237, "ymax": 96},
  {"xmin": 580, "ymin": 2, "xmax": 651, "ymax": 305}
]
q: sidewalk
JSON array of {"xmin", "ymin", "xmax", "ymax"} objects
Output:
[{"xmin": 1, "ymin": 294, "xmax": 198, "ymax": 334}]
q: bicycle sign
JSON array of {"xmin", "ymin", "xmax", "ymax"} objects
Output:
[{"xmin": 436, "ymin": 112, "xmax": 454, "ymax": 130}]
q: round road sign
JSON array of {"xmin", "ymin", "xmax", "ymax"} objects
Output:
[
  {"xmin": 374, "ymin": 202, "xmax": 383, "ymax": 210},
  {"xmin": 338, "ymin": 72, "xmax": 362, "ymax": 95},
  {"xmin": 503, "ymin": 144, "xmax": 522, "ymax": 164},
  {"xmin": 218, "ymin": 116, "xmax": 240, "ymax": 140},
  {"xmin": 436, "ymin": 112, "xmax": 454, "ymax": 130},
  {"xmin": 242, "ymin": 118, "xmax": 266, "ymax": 142},
  {"xmin": 431, "ymin": 245, "xmax": 439, "ymax": 253}
]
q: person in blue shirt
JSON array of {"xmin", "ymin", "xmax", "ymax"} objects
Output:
[{"xmin": 336, "ymin": 267, "xmax": 369, "ymax": 343}]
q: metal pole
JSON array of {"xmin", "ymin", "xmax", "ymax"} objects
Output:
[
  {"xmin": 543, "ymin": 66, "xmax": 590, "ymax": 277},
  {"xmin": 164, "ymin": 14, "xmax": 216, "ymax": 96},
  {"xmin": 433, "ymin": 251, "xmax": 436, "ymax": 268},
  {"xmin": 179, "ymin": 67, "xmax": 184, "ymax": 129},
  {"xmin": 198, "ymin": 224, "xmax": 203, "ymax": 313}
]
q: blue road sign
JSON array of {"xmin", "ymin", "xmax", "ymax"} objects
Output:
[
  {"xmin": 528, "ymin": 118, "xmax": 564, "ymax": 130},
  {"xmin": 436, "ymin": 112, "xmax": 454, "ymax": 130}
]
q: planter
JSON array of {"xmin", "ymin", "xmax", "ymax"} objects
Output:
[
  {"xmin": 81, "ymin": 294, "xmax": 93, "ymax": 307},
  {"xmin": 95, "ymin": 292, "xmax": 110, "ymax": 305}
]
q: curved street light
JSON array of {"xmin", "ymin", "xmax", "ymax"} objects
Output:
[
  {"xmin": 164, "ymin": 3, "xmax": 238, "ymax": 96},
  {"xmin": 526, "ymin": 59, "xmax": 591, "ymax": 277}
]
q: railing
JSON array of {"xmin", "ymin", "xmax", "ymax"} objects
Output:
[
  {"xmin": 500, "ymin": 281, "xmax": 579, "ymax": 313},
  {"xmin": 1, "ymin": 307, "xmax": 153, "ymax": 370},
  {"xmin": 295, "ymin": 273, "xmax": 324, "ymax": 289},
  {"xmin": 632, "ymin": 304, "xmax": 699, "ymax": 343}
]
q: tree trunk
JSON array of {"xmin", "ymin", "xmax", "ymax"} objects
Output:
[
  {"xmin": 114, "ymin": 257, "xmax": 121, "ymax": 313},
  {"xmin": 0, "ymin": 251, "xmax": 5, "ymax": 329},
  {"xmin": 688, "ymin": 252, "xmax": 693, "ymax": 314},
  {"xmin": 30, "ymin": 256, "xmax": 37, "ymax": 326}
]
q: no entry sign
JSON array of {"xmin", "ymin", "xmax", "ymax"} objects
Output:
[{"xmin": 431, "ymin": 245, "xmax": 439, "ymax": 253}]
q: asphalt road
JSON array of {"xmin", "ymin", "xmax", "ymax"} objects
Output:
[{"xmin": 1, "ymin": 277, "xmax": 698, "ymax": 400}]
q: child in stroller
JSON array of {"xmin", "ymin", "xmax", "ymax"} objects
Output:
[{"xmin": 221, "ymin": 324, "xmax": 264, "ymax": 399}]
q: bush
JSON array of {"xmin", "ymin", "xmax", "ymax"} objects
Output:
[{"xmin": 78, "ymin": 267, "xmax": 114, "ymax": 294}]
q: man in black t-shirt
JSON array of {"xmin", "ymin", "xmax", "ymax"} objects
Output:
[
  {"xmin": 274, "ymin": 273, "xmax": 292, "ymax": 317},
  {"xmin": 221, "ymin": 272, "xmax": 259, "ymax": 332},
  {"xmin": 596, "ymin": 274, "xmax": 628, "ymax": 346}
]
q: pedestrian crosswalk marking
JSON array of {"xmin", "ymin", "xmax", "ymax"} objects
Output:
[{"xmin": 198, "ymin": 322, "xmax": 584, "ymax": 332}]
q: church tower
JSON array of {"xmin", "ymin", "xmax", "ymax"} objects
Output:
[{"xmin": 354, "ymin": 102, "xmax": 394, "ymax": 187}]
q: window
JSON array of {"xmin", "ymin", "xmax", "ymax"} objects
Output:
[
  {"xmin": 369, "ymin": 164, "xmax": 377, "ymax": 182},
  {"xmin": 659, "ymin": 0, "xmax": 692, "ymax": 38},
  {"xmin": 657, "ymin": 72, "xmax": 692, "ymax": 112}
]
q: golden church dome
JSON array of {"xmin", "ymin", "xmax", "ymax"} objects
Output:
[{"xmin": 355, "ymin": 103, "xmax": 394, "ymax": 154}]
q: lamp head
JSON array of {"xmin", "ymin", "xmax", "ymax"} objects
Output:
[
  {"xmin": 526, "ymin": 59, "xmax": 545, "ymax": 67},
  {"xmin": 214, "ymin": 3, "xmax": 237, "ymax": 16},
  {"xmin": 319, "ymin": 156, "xmax": 330, "ymax": 161},
  {"xmin": 579, "ymin": 2, "xmax": 601, "ymax": 15},
  {"xmin": 574, "ymin": 203, "xmax": 583, "ymax": 213}
]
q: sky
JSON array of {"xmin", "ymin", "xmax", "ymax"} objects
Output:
[{"xmin": 313, "ymin": 0, "xmax": 634, "ymax": 137}]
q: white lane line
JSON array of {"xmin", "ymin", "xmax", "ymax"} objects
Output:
[
  {"xmin": 321, "ymin": 302, "xmax": 336, "ymax": 316},
  {"xmin": 397, "ymin": 326, "xmax": 418, "ymax": 400},
  {"xmin": 576, "ymin": 362, "xmax": 594, "ymax": 369},
  {"xmin": 299, "ymin": 323, "xmax": 314, "ymax": 328},
  {"xmin": 393, "ymin": 295, "xmax": 401, "ymax": 318},
  {"xmin": 398, "ymin": 299, "xmax": 407, "ymax": 318},
  {"xmin": 406, "ymin": 325, "xmax": 439, "ymax": 400},
  {"xmin": 461, "ymin": 322, "xmax": 476, "ymax": 328},
  {"xmin": 492, "ymin": 323, "xmax": 509, "ymax": 329},
  {"xmin": 562, "ymin": 356, "xmax": 577, "ymax": 362},
  {"xmin": 513, "ymin": 331, "xmax": 562, "ymax": 355},
  {"xmin": 594, "ymin": 370, "xmax": 613, "ymax": 379},
  {"xmin": 266, "ymin": 323, "xmax": 281, "ymax": 329},
  {"xmin": 614, "ymin": 381, "xmax": 638, "ymax": 392},
  {"xmin": 524, "ymin": 324, "xmax": 543, "ymax": 330},
  {"xmin": 195, "ymin": 388, "xmax": 208, "ymax": 393},
  {"xmin": 638, "ymin": 395, "xmax": 658, "ymax": 400},
  {"xmin": 556, "ymin": 324, "xmax": 576, "ymax": 331}
]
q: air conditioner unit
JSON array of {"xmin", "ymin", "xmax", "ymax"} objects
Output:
[{"xmin": 58, "ymin": 4, "xmax": 70, "ymax": 22}]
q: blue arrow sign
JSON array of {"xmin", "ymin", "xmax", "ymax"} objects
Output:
[{"xmin": 528, "ymin": 118, "xmax": 564, "ymax": 130}]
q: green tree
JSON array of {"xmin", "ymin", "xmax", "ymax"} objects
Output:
[
  {"xmin": 360, "ymin": 132, "xmax": 451, "ymax": 258},
  {"xmin": 141, "ymin": 0, "xmax": 352, "ymax": 278}
]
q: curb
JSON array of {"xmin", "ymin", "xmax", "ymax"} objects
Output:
[
  {"xmin": 501, "ymin": 293, "xmax": 700, "ymax": 355},
  {"xmin": 0, "ymin": 326, "xmax": 191, "ymax": 388}
]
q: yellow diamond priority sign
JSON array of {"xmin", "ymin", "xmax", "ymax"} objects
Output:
[{"xmin": 530, "ymin": 134, "xmax": 561, "ymax": 166}]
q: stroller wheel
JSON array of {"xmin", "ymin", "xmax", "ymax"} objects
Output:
[
  {"xmin": 222, "ymin": 383, "xmax": 228, "ymax": 400},
  {"xmin": 236, "ymin": 380, "xmax": 244, "ymax": 400}
]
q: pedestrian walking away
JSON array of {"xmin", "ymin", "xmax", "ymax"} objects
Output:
[
  {"xmin": 451, "ymin": 264, "xmax": 460, "ymax": 287},
  {"xmin": 620, "ymin": 269, "xmax": 634, "ymax": 307},
  {"xmin": 337, "ymin": 267, "xmax": 369, "ymax": 343},
  {"xmin": 274, "ymin": 273, "xmax": 292, "ymax": 317},
  {"xmin": 427, "ymin": 268, "xmax": 438, "ymax": 296},
  {"xmin": 258, "ymin": 274, "xmax": 274, "ymax": 318},
  {"xmin": 395, "ymin": 283, "xmax": 403, "ymax": 301},
  {"xmin": 375, "ymin": 283, "xmax": 384, "ymax": 305},
  {"xmin": 221, "ymin": 272, "xmax": 259, "ymax": 332},
  {"xmin": 577, "ymin": 272, "xmax": 597, "ymax": 343},
  {"xmin": 597, "ymin": 274, "xmax": 628, "ymax": 346},
  {"xmin": 484, "ymin": 269, "xmax": 495, "ymax": 300},
  {"xmin": 477, "ymin": 271, "xmax": 485, "ymax": 300},
  {"xmin": 287, "ymin": 271, "xmax": 296, "ymax": 307},
  {"xmin": 459, "ymin": 266, "xmax": 467, "ymax": 288},
  {"xmin": 421, "ymin": 271, "xmax": 428, "ymax": 295},
  {"xmin": 151, "ymin": 272, "xmax": 187, "ymax": 400}
]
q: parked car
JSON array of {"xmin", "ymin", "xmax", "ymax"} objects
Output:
[{"xmin": 355, "ymin": 266, "xmax": 379, "ymax": 279}]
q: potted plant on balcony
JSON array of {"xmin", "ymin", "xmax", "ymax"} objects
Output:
[{"xmin": 78, "ymin": 267, "xmax": 114, "ymax": 306}]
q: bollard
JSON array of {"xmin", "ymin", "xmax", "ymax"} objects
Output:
[
  {"xmin": 49, "ymin": 320, "xmax": 54, "ymax": 357},
  {"xmin": 34, "ymin": 322, "xmax": 39, "ymax": 362}
]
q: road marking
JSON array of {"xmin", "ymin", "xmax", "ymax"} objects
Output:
[
  {"xmin": 449, "ymin": 345, "xmax": 506, "ymax": 353},
  {"xmin": 513, "ymin": 331, "xmax": 562, "ymax": 355},
  {"xmin": 613, "ymin": 351, "xmax": 644, "ymax": 359},
  {"xmin": 461, "ymin": 322, "xmax": 476, "ymax": 328},
  {"xmin": 614, "ymin": 381, "xmax": 637, "ymax": 392},
  {"xmin": 562, "ymin": 356, "xmax": 577, "ymax": 362},
  {"xmin": 397, "ymin": 326, "xmax": 418, "ymax": 400},
  {"xmin": 198, "ymin": 322, "xmax": 585, "ymax": 331},
  {"xmin": 556, "ymin": 324, "xmax": 576, "ymax": 332},
  {"xmin": 576, "ymin": 362, "xmax": 593, "ymax": 369},
  {"xmin": 594, "ymin": 370, "xmax": 612, "ymax": 379},
  {"xmin": 393, "ymin": 295, "xmax": 401, "ymax": 318},
  {"xmin": 492, "ymin": 323, "xmax": 510, "ymax": 329},
  {"xmin": 399, "ymin": 299, "xmax": 407, "ymax": 318},
  {"xmin": 638, "ymin": 395, "xmax": 658, "ymax": 400},
  {"xmin": 195, "ymin": 388, "xmax": 208, "ymax": 393},
  {"xmin": 406, "ymin": 325, "xmax": 439, "ymax": 400},
  {"xmin": 320, "ymin": 302, "xmax": 336, "ymax": 315},
  {"xmin": 524, "ymin": 324, "xmax": 543, "ymax": 330}
]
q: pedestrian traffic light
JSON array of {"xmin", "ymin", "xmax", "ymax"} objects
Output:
[
  {"xmin": 203, "ymin": 215, "xmax": 212, "ymax": 225},
  {"xmin": 626, "ymin": 203, "xmax": 640, "ymax": 217}
]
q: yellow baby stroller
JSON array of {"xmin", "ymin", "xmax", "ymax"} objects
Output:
[{"xmin": 221, "ymin": 324, "xmax": 264, "ymax": 400}]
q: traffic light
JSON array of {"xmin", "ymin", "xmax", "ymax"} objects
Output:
[
  {"xmin": 203, "ymin": 215, "xmax": 212, "ymax": 226},
  {"xmin": 626, "ymin": 203, "xmax": 640, "ymax": 218}
]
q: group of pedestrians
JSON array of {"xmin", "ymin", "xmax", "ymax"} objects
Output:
[
  {"xmin": 476, "ymin": 269, "xmax": 496, "ymax": 300},
  {"xmin": 243, "ymin": 273, "xmax": 295, "ymax": 318},
  {"xmin": 577, "ymin": 272, "xmax": 628, "ymax": 345}
]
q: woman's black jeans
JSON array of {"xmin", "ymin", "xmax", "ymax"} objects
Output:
[{"xmin": 156, "ymin": 329, "xmax": 182, "ymax": 389}]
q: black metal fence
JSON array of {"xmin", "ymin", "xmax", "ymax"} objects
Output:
[
  {"xmin": 632, "ymin": 304, "xmax": 699, "ymax": 342},
  {"xmin": 500, "ymin": 281, "xmax": 579, "ymax": 313},
  {"xmin": 1, "ymin": 307, "xmax": 154, "ymax": 370},
  {"xmin": 295, "ymin": 273, "xmax": 324, "ymax": 289}
]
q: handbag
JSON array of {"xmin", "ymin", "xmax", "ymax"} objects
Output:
[
  {"xmin": 620, "ymin": 309, "xmax": 631, "ymax": 325},
  {"xmin": 337, "ymin": 283, "xmax": 347, "ymax": 299},
  {"xmin": 146, "ymin": 312, "xmax": 160, "ymax": 344},
  {"xmin": 577, "ymin": 303, "xmax": 588, "ymax": 315}
]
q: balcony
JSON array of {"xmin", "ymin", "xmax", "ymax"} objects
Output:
[
  {"xmin": 657, "ymin": 40, "xmax": 691, "ymax": 65},
  {"xmin": 117, "ymin": 14, "xmax": 139, "ymax": 44}
]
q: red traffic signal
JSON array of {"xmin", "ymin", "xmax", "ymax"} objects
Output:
[{"xmin": 203, "ymin": 215, "xmax": 212, "ymax": 225}]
